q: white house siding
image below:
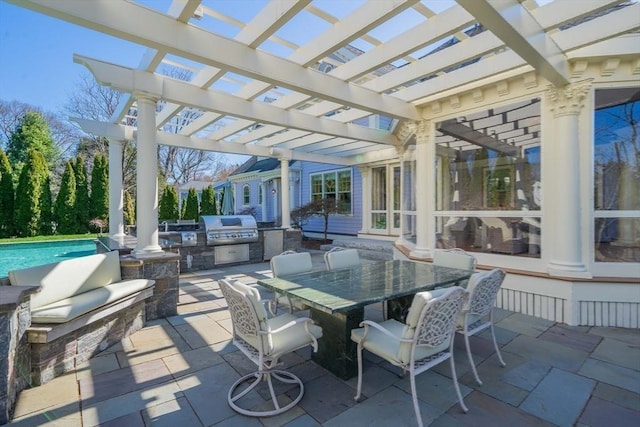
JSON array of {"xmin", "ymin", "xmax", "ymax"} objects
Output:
[{"xmin": 300, "ymin": 162, "xmax": 362, "ymax": 236}]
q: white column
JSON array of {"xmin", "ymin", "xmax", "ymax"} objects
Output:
[
  {"xmin": 280, "ymin": 157, "xmax": 291, "ymax": 229},
  {"xmin": 411, "ymin": 120, "xmax": 434, "ymax": 259},
  {"xmin": 133, "ymin": 94, "xmax": 163, "ymax": 257},
  {"xmin": 108, "ymin": 138, "xmax": 126, "ymax": 238},
  {"xmin": 358, "ymin": 166, "xmax": 370, "ymax": 234},
  {"xmin": 546, "ymin": 82, "xmax": 590, "ymax": 276},
  {"xmin": 261, "ymin": 181, "xmax": 268, "ymax": 221}
]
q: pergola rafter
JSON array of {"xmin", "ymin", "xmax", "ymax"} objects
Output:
[{"xmin": 7, "ymin": 0, "xmax": 637, "ymax": 164}]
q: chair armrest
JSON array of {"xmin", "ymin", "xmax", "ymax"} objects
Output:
[
  {"xmin": 358, "ymin": 320, "xmax": 412, "ymax": 343},
  {"xmin": 259, "ymin": 317, "xmax": 316, "ymax": 334}
]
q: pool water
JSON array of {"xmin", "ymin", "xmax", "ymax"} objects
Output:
[{"xmin": 0, "ymin": 239, "xmax": 97, "ymax": 278}]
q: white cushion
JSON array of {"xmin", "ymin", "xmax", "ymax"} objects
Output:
[
  {"xmin": 351, "ymin": 318, "xmax": 447, "ymax": 366},
  {"xmin": 271, "ymin": 252, "xmax": 312, "ymax": 277},
  {"xmin": 264, "ymin": 314, "xmax": 322, "ymax": 357},
  {"xmin": 9, "ymin": 251, "xmax": 122, "ymax": 310},
  {"xmin": 433, "ymin": 251, "xmax": 475, "ymax": 271},
  {"xmin": 30, "ymin": 279, "xmax": 154, "ymax": 323},
  {"xmin": 326, "ymin": 249, "xmax": 360, "ymax": 270}
]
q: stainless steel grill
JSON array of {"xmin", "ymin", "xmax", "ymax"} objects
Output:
[{"xmin": 199, "ymin": 215, "xmax": 259, "ymax": 246}]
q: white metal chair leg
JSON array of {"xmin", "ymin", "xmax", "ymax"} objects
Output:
[
  {"xmin": 463, "ymin": 325, "xmax": 483, "ymax": 385},
  {"xmin": 409, "ymin": 370, "xmax": 424, "ymax": 427},
  {"xmin": 490, "ymin": 323, "xmax": 506, "ymax": 367},
  {"xmin": 354, "ymin": 343, "xmax": 364, "ymax": 401},
  {"xmin": 449, "ymin": 351, "xmax": 469, "ymax": 413},
  {"xmin": 228, "ymin": 369, "xmax": 304, "ymax": 417}
]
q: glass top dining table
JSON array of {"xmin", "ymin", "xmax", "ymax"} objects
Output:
[{"xmin": 258, "ymin": 259, "xmax": 473, "ymax": 379}]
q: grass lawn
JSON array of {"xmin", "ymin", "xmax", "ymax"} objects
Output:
[{"xmin": 0, "ymin": 234, "xmax": 99, "ymax": 244}]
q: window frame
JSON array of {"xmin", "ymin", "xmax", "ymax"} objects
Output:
[
  {"xmin": 242, "ymin": 184, "xmax": 250, "ymax": 206},
  {"xmin": 309, "ymin": 168, "xmax": 353, "ymax": 215}
]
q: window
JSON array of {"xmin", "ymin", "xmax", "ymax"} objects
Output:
[
  {"xmin": 593, "ymin": 88, "xmax": 640, "ymax": 263},
  {"xmin": 434, "ymin": 98, "xmax": 542, "ymax": 258},
  {"xmin": 242, "ymin": 185, "xmax": 250, "ymax": 206},
  {"xmin": 258, "ymin": 185, "xmax": 263, "ymax": 205},
  {"xmin": 310, "ymin": 169, "xmax": 352, "ymax": 213}
]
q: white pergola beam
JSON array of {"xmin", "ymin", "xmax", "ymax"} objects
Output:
[
  {"xmin": 13, "ymin": 0, "xmax": 419, "ymax": 121},
  {"xmin": 456, "ymin": 0, "xmax": 570, "ymax": 87},
  {"xmin": 73, "ymin": 117, "xmax": 355, "ymax": 166},
  {"xmin": 75, "ymin": 55, "xmax": 397, "ymax": 146},
  {"xmin": 235, "ymin": 0, "xmax": 310, "ymax": 48},
  {"xmin": 288, "ymin": 0, "xmax": 419, "ymax": 67},
  {"xmin": 330, "ymin": 5, "xmax": 474, "ymax": 82}
]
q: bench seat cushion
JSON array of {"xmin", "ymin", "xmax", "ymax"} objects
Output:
[
  {"xmin": 30, "ymin": 279, "xmax": 154, "ymax": 323},
  {"xmin": 8, "ymin": 251, "xmax": 124, "ymax": 310}
]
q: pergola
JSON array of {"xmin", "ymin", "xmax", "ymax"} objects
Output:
[{"xmin": 8, "ymin": 0, "xmax": 639, "ymax": 262}]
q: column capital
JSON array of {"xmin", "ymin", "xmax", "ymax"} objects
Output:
[
  {"xmin": 396, "ymin": 120, "xmax": 417, "ymax": 144},
  {"xmin": 546, "ymin": 80, "xmax": 591, "ymax": 118},
  {"xmin": 133, "ymin": 92, "xmax": 159, "ymax": 104},
  {"xmin": 357, "ymin": 165, "xmax": 370, "ymax": 177},
  {"xmin": 415, "ymin": 119, "xmax": 432, "ymax": 145}
]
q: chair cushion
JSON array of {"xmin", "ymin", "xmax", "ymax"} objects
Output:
[
  {"xmin": 326, "ymin": 249, "xmax": 360, "ymax": 270},
  {"xmin": 351, "ymin": 319, "xmax": 448, "ymax": 366},
  {"xmin": 432, "ymin": 251, "xmax": 475, "ymax": 270},
  {"xmin": 30, "ymin": 279, "xmax": 154, "ymax": 323},
  {"xmin": 264, "ymin": 313, "xmax": 322, "ymax": 358},
  {"xmin": 230, "ymin": 281, "xmax": 269, "ymax": 323},
  {"xmin": 9, "ymin": 251, "xmax": 123, "ymax": 310},
  {"xmin": 271, "ymin": 252, "xmax": 312, "ymax": 277}
]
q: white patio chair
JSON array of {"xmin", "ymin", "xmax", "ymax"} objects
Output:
[
  {"xmin": 269, "ymin": 250, "xmax": 312, "ymax": 313},
  {"xmin": 432, "ymin": 248, "xmax": 477, "ymax": 271},
  {"xmin": 457, "ymin": 268, "xmax": 507, "ymax": 385},
  {"xmin": 351, "ymin": 286, "xmax": 469, "ymax": 427},
  {"xmin": 324, "ymin": 247, "xmax": 360, "ymax": 270},
  {"xmin": 218, "ymin": 278, "xmax": 322, "ymax": 417}
]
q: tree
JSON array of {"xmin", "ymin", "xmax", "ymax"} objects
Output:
[
  {"xmin": 182, "ymin": 187, "xmax": 200, "ymax": 221},
  {"xmin": 123, "ymin": 189, "xmax": 136, "ymax": 226},
  {"xmin": 6, "ymin": 111, "xmax": 59, "ymax": 175},
  {"xmin": 200, "ymin": 185, "xmax": 216, "ymax": 215},
  {"xmin": 14, "ymin": 149, "xmax": 48, "ymax": 237},
  {"xmin": 0, "ymin": 149, "xmax": 15, "ymax": 237},
  {"xmin": 156, "ymin": 66, "xmax": 233, "ymax": 185},
  {"xmin": 159, "ymin": 186, "xmax": 179, "ymax": 221},
  {"xmin": 74, "ymin": 156, "xmax": 90, "ymax": 233},
  {"xmin": 54, "ymin": 161, "xmax": 77, "ymax": 234},
  {"xmin": 294, "ymin": 198, "xmax": 344, "ymax": 241},
  {"xmin": 89, "ymin": 154, "xmax": 109, "ymax": 225},
  {"xmin": 0, "ymin": 100, "xmax": 79, "ymax": 160},
  {"xmin": 39, "ymin": 175, "xmax": 54, "ymax": 235}
]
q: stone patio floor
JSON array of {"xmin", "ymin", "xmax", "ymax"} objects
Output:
[{"xmin": 5, "ymin": 250, "xmax": 640, "ymax": 426}]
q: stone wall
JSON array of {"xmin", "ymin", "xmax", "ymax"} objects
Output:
[
  {"xmin": 29, "ymin": 300, "xmax": 146, "ymax": 386},
  {"xmin": 120, "ymin": 253, "xmax": 181, "ymax": 320},
  {"xmin": 0, "ymin": 287, "xmax": 38, "ymax": 425}
]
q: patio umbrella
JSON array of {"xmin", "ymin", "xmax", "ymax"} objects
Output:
[{"xmin": 221, "ymin": 181, "xmax": 235, "ymax": 215}]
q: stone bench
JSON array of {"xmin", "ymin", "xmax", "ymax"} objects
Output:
[{"xmin": 8, "ymin": 250, "xmax": 155, "ymax": 385}]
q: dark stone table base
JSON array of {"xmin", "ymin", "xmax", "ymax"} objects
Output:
[
  {"xmin": 386, "ymin": 295, "xmax": 415, "ymax": 323},
  {"xmin": 310, "ymin": 307, "xmax": 364, "ymax": 380}
]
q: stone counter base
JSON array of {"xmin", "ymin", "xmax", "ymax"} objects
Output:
[{"xmin": 29, "ymin": 298, "xmax": 147, "ymax": 386}]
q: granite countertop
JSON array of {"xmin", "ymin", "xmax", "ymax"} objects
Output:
[{"xmin": 0, "ymin": 285, "xmax": 40, "ymax": 312}]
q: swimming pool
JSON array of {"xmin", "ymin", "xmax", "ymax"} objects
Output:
[{"xmin": 0, "ymin": 239, "xmax": 97, "ymax": 278}]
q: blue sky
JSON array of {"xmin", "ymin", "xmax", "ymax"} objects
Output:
[{"xmin": 0, "ymin": 2, "xmax": 148, "ymax": 113}]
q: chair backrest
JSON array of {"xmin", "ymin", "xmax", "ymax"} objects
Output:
[
  {"xmin": 466, "ymin": 268, "xmax": 506, "ymax": 318},
  {"xmin": 324, "ymin": 247, "xmax": 360, "ymax": 270},
  {"xmin": 433, "ymin": 249, "xmax": 476, "ymax": 270},
  {"xmin": 218, "ymin": 278, "xmax": 269, "ymax": 351},
  {"xmin": 398, "ymin": 286, "xmax": 467, "ymax": 363},
  {"xmin": 270, "ymin": 250, "xmax": 313, "ymax": 277}
]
